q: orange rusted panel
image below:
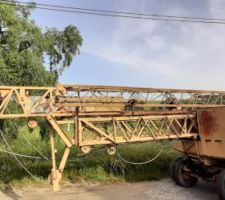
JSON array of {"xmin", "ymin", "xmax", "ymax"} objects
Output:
[
  {"xmin": 198, "ymin": 107, "xmax": 225, "ymax": 158},
  {"xmin": 198, "ymin": 110, "xmax": 218, "ymax": 136}
]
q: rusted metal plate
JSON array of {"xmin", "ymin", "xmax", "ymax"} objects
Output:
[
  {"xmin": 197, "ymin": 107, "xmax": 225, "ymax": 159},
  {"xmin": 198, "ymin": 109, "xmax": 218, "ymax": 136},
  {"xmin": 198, "ymin": 107, "xmax": 225, "ymax": 137}
]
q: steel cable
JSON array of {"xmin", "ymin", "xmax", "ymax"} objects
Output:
[
  {"xmin": 5, "ymin": 107, "xmax": 49, "ymax": 160},
  {"xmin": 116, "ymin": 137, "xmax": 182, "ymax": 165},
  {"xmin": 116, "ymin": 145, "xmax": 164, "ymax": 165},
  {"xmin": 0, "ymin": 129, "xmax": 48, "ymax": 184},
  {"xmin": 19, "ymin": 131, "xmax": 49, "ymax": 160},
  {"xmin": 0, "ymin": 147, "xmax": 42, "ymax": 159}
]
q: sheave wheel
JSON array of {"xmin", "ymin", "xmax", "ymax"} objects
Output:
[
  {"xmin": 216, "ymin": 170, "xmax": 225, "ymax": 200},
  {"xmin": 174, "ymin": 157, "xmax": 198, "ymax": 187}
]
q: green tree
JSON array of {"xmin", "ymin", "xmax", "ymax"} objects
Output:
[
  {"xmin": 0, "ymin": 1, "xmax": 83, "ymax": 86},
  {"xmin": 0, "ymin": 1, "xmax": 83, "ymax": 138}
]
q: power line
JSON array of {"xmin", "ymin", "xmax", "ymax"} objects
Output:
[
  {"xmin": 1, "ymin": 0, "xmax": 225, "ymax": 25},
  {"xmin": 14, "ymin": 0, "xmax": 225, "ymax": 22}
]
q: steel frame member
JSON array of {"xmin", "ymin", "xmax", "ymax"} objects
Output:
[
  {"xmin": 47, "ymin": 112, "xmax": 198, "ymax": 191},
  {"xmin": 0, "ymin": 84, "xmax": 224, "ymax": 191}
]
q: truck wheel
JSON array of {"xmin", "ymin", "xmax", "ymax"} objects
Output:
[
  {"xmin": 169, "ymin": 157, "xmax": 182, "ymax": 182},
  {"xmin": 174, "ymin": 157, "xmax": 198, "ymax": 187},
  {"xmin": 216, "ymin": 170, "xmax": 225, "ymax": 200}
]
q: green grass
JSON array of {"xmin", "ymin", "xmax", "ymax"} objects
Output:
[{"xmin": 0, "ymin": 125, "xmax": 180, "ymax": 187}]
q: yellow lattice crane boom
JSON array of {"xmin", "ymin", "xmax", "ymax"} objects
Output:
[{"xmin": 1, "ymin": 84, "xmax": 225, "ymax": 199}]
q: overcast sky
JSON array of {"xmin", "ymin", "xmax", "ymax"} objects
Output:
[{"xmin": 25, "ymin": 0, "xmax": 225, "ymax": 90}]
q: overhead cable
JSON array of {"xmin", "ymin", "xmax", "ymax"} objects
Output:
[{"xmin": 1, "ymin": 1, "xmax": 225, "ymax": 25}]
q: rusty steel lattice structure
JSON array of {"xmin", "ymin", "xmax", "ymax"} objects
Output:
[{"xmin": 1, "ymin": 84, "xmax": 225, "ymax": 191}]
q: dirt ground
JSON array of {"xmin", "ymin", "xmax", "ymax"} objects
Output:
[{"xmin": 0, "ymin": 179, "xmax": 219, "ymax": 200}]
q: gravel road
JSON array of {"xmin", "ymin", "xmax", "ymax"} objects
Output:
[{"xmin": 0, "ymin": 178, "xmax": 219, "ymax": 200}]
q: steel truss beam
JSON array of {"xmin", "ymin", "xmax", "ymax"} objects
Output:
[
  {"xmin": 0, "ymin": 84, "xmax": 224, "ymax": 191},
  {"xmin": 77, "ymin": 114, "xmax": 197, "ymax": 146},
  {"xmin": 0, "ymin": 84, "xmax": 224, "ymax": 119},
  {"xmin": 49, "ymin": 113, "xmax": 198, "ymax": 191},
  {"xmin": 56, "ymin": 84, "xmax": 225, "ymax": 112}
]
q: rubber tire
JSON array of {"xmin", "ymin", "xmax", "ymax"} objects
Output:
[
  {"xmin": 216, "ymin": 170, "xmax": 225, "ymax": 200},
  {"xmin": 174, "ymin": 158, "xmax": 198, "ymax": 187},
  {"xmin": 169, "ymin": 157, "xmax": 182, "ymax": 182}
]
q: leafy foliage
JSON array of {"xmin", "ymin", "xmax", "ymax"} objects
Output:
[
  {"xmin": 0, "ymin": 1, "xmax": 83, "ymax": 86},
  {"xmin": 0, "ymin": 1, "xmax": 83, "ymax": 137}
]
